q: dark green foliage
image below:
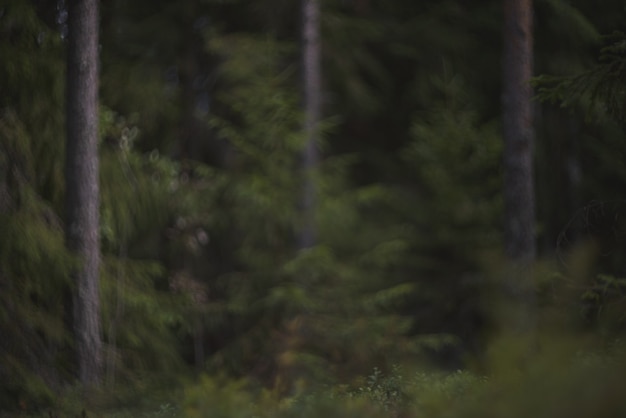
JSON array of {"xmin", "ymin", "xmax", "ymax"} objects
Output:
[
  {"xmin": 581, "ymin": 274, "xmax": 626, "ymax": 334},
  {"xmin": 442, "ymin": 343, "xmax": 626, "ymax": 418},
  {"xmin": 534, "ymin": 23, "xmax": 626, "ymax": 321},
  {"xmin": 187, "ymin": 32, "xmax": 416, "ymax": 386},
  {"xmin": 185, "ymin": 33, "xmax": 302, "ymax": 379},
  {"xmin": 346, "ymin": 366, "xmax": 484, "ymax": 416},
  {"xmin": 0, "ymin": 191, "xmax": 74, "ymax": 408},
  {"xmin": 97, "ymin": 111, "xmax": 216, "ymax": 386},
  {"xmin": 0, "ymin": 0, "xmax": 66, "ymax": 207},
  {"xmin": 535, "ymin": 31, "xmax": 626, "ymax": 128},
  {"xmin": 7, "ymin": 0, "xmax": 626, "ymax": 415},
  {"xmin": 63, "ymin": 343, "xmax": 626, "ymax": 417},
  {"xmin": 0, "ymin": 1, "xmax": 71, "ymax": 408},
  {"xmin": 179, "ymin": 365, "xmax": 484, "ymax": 418},
  {"xmin": 394, "ymin": 76, "xmax": 502, "ymax": 365}
]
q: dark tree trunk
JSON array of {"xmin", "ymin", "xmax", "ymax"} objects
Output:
[
  {"xmin": 300, "ymin": 0, "xmax": 321, "ymax": 249},
  {"xmin": 502, "ymin": 0, "xmax": 535, "ymax": 264},
  {"xmin": 501, "ymin": 0, "xmax": 536, "ymax": 334},
  {"xmin": 66, "ymin": 0, "xmax": 102, "ymax": 386}
]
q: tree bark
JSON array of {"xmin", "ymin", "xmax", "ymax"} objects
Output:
[
  {"xmin": 502, "ymin": 0, "xmax": 536, "ymax": 337},
  {"xmin": 300, "ymin": 0, "xmax": 321, "ymax": 249},
  {"xmin": 66, "ymin": 0, "xmax": 102, "ymax": 386},
  {"xmin": 502, "ymin": 0, "xmax": 535, "ymax": 264}
]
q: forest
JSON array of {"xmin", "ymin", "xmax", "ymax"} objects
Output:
[{"xmin": 3, "ymin": 0, "xmax": 626, "ymax": 416}]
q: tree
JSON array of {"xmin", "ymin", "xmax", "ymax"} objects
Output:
[
  {"xmin": 65, "ymin": 0, "xmax": 103, "ymax": 386},
  {"xmin": 300, "ymin": 0, "xmax": 321, "ymax": 249}
]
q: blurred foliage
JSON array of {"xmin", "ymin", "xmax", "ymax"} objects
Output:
[
  {"xmin": 0, "ymin": 0, "xmax": 70, "ymax": 408},
  {"xmin": 390, "ymin": 75, "xmax": 503, "ymax": 367},
  {"xmin": 5, "ymin": 0, "xmax": 626, "ymax": 416},
  {"xmin": 443, "ymin": 340, "xmax": 626, "ymax": 418},
  {"xmin": 186, "ymin": 32, "xmax": 418, "ymax": 389},
  {"xmin": 35, "ymin": 340, "xmax": 626, "ymax": 417},
  {"xmin": 535, "ymin": 31, "xmax": 626, "ymax": 128},
  {"xmin": 179, "ymin": 339, "xmax": 626, "ymax": 418}
]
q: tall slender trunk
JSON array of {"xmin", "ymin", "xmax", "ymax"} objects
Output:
[
  {"xmin": 300, "ymin": 0, "xmax": 321, "ymax": 249},
  {"xmin": 502, "ymin": 0, "xmax": 535, "ymax": 332},
  {"xmin": 66, "ymin": 0, "xmax": 102, "ymax": 386},
  {"xmin": 502, "ymin": 0, "xmax": 535, "ymax": 264},
  {"xmin": 278, "ymin": 0, "xmax": 322, "ymax": 394}
]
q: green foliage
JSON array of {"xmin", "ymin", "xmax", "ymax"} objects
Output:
[
  {"xmin": 206, "ymin": 32, "xmax": 301, "ymax": 253},
  {"xmin": 179, "ymin": 366, "xmax": 484, "ymax": 418},
  {"xmin": 96, "ymin": 108, "xmax": 196, "ymax": 387},
  {"xmin": 184, "ymin": 376, "xmax": 263, "ymax": 418},
  {"xmin": 322, "ymin": 10, "xmax": 389, "ymax": 114},
  {"xmin": 183, "ymin": 33, "xmax": 303, "ymax": 380},
  {"xmin": 0, "ymin": 0, "xmax": 65, "ymax": 206},
  {"xmin": 535, "ymin": 31, "xmax": 626, "ymax": 128},
  {"xmin": 47, "ymin": 343, "xmax": 626, "ymax": 417},
  {"xmin": 43, "ymin": 380, "xmax": 185, "ymax": 418},
  {"xmin": 442, "ymin": 342, "xmax": 626, "ymax": 418},
  {"xmin": 101, "ymin": 257, "xmax": 182, "ymax": 380},
  {"xmin": 0, "ymin": 158, "xmax": 73, "ymax": 408},
  {"xmin": 50, "ymin": 342, "xmax": 626, "ymax": 418},
  {"xmin": 342, "ymin": 365, "xmax": 485, "ymax": 417},
  {"xmin": 99, "ymin": 109, "xmax": 173, "ymax": 251},
  {"xmin": 0, "ymin": 4, "xmax": 72, "ymax": 408},
  {"xmin": 541, "ymin": 0, "xmax": 600, "ymax": 45},
  {"xmin": 182, "ymin": 372, "xmax": 392, "ymax": 418},
  {"xmin": 403, "ymin": 75, "xmax": 502, "ymax": 254},
  {"xmin": 535, "ymin": 0, "xmax": 601, "ymax": 75},
  {"xmin": 186, "ymin": 32, "xmax": 418, "ymax": 389},
  {"xmin": 392, "ymin": 75, "xmax": 502, "ymax": 363},
  {"xmin": 578, "ymin": 273, "xmax": 626, "ymax": 335},
  {"xmin": 348, "ymin": 366, "xmax": 406, "ymax": 412},
  {"xmin": 8, "ymin": 0, "xmax": 626, "ymax": 415}
]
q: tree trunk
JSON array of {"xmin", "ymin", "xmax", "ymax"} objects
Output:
[
  {"xmin": 300, "ymin": 0, "xmax": 321, "ymax": 249},
  {"xmin": 279, "ymin": 0, "xmax": 321, "ymax": 393},
  {"xmin": 66, "ymin": 0, "xmax": 102, "ymax": 386},
  {"xmin": 502, "ymin": 0, "xmax": 535, "ymax": 264},
  {"xmin": 501, "ymin": 0, "xmax": 535, "ymax": 333}
]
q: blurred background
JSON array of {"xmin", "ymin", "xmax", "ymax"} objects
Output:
[{"xmin": 2, "ymin": 0, "xmax": 626, "ymax": 416}]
